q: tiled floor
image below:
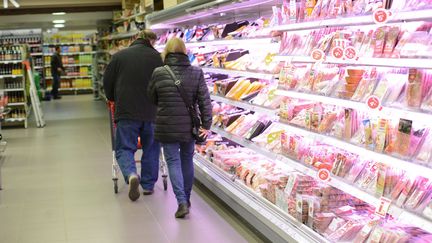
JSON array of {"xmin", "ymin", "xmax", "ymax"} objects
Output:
[{"xmin": 0, "ymin": 95, "xmax": 263, "ymax": 243}]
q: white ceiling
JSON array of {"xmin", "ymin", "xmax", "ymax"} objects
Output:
[
  {"xmin": 14, "ymin": 0, "xmax": 120, "ymax": 8},
  {"xmin": 0, "ymin": 0, "xmax": 121, "ymax": 30}
]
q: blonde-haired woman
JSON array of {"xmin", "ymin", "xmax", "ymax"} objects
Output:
[{"xmin": 148, "ymin": 38, "xmax": 212, "ymax": 218}]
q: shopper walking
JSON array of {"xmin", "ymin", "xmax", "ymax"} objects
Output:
[
  {"xmin": 50, "ymin": 46, "xmax": 64, "ymax": 99},
  {"xmin": 148, "ymin": 37, "xmax": 212, "ymax": 218},
  {"xmin": 103, "ymin": 30, "xmax": 163, "ymax": 202}
]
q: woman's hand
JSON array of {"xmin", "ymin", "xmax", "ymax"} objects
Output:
[{"xmin": 199, "ymin": 127, "xmax": 210, "ymax": 139}]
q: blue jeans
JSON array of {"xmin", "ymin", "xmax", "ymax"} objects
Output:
[
  {"xmin": 162, "ymin": 141, "xmax": 195, "ymax": 205},
  {"xmin": 115, "ymin": 120, "xmax": 160, "ymax": 190}
]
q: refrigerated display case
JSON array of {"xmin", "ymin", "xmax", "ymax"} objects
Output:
[{"xmin": 143, "ymin": 1, "xmax": 432, "ymax": 241}]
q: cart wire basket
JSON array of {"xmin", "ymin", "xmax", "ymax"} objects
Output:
[{"xmin": 107, "ymin": 101, "xmax": 168, "ymax": 194}]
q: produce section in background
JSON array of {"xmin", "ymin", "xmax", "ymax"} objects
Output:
[
  {"xmin": 43, "ymin": 31, "xmax": 96, "ymax": 95},
  {"xmin": 148, "ymin": 0, "xmax": 432, "ymax": 242}
]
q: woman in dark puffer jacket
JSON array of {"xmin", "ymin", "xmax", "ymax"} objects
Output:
[{"xmin": 148, "ymin": 37, "xmax": 212, "ymax": 218}]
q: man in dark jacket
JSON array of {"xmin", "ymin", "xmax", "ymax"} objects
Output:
[
  {"xmin": 50, "ymin": 46, "xmax": 64, "ymax": 99},
  {"xmin": 103, "ymin": 30, "xmax": 163, "ymax": 201}
]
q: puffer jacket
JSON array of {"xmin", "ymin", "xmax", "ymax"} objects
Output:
[{"xmin": 148, "ymin": 53, "xmax": 212, "ymax": 143}]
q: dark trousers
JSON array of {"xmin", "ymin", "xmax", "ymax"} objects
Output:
[
  {"xmin": 51, "ymin": 72, "xmax": 60, "ymax": 98},
  {"xmin": 115, "ymin": 120, "xmax": 160, "ymax": 190}
]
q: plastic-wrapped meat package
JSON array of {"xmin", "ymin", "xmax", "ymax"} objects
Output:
[
  {"xmin": 295, "ymin": 194, "xmax": 310, "ymax": 224},
  {"xmin": 231, "ymin": 114, "xmax": 258, "ymax": 137},
  {"xmin": 382, "ymin": 73, "xmax": 407, "ymax": 106},
  {"xmin": 422, "ymin": 86, "xmax": 432, "ymax": 113},
  {"xmin": 382, "ymin": 26, "xmax": 400, "ymax": 58},
  {"xmin": 404, "ymin": 178, "xmax": 431, "ymax": 211},
  {"xmin": 313, "ymin": 212, "xmax": 336, "ymax": 234},
  {"xmin": 328, "ymin": 220, "xmax": 366, "ymax": 242},
  {"xmin": 395, "ymin": 176, "xmax": 420, "ymax": 207},
  {"xmin": 317, "ymin": 108, "xmax": 339, "ymax": 134},
  {"xmin": 355, "ymin": 161, "xmax": 378, "ymax": 192},
  {"xmin": 399, "ymin": 32, "xmax": 432, "ymax": 58},
  {"xmin": 415, "ymin": 132, "xmax": 432, "ymax": 166},
  {"xmin": 345, "ymin": 159, "xmax": 367, "ymax": 182},
  {"xmin": 323, "ymin": 217, "xmax": 346, "ymax": 238}
]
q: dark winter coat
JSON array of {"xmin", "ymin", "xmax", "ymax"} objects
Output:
[
  {"xmin": 50, "ymin": 52, "xmax": 64, "ymax": 75},
  {"xmin": 103, "ymin": 39, "xmax": 163, "ymax": 122},
  {"xmin": 148, "ymin": 53, "xmax": 212, "ymax": 143}
]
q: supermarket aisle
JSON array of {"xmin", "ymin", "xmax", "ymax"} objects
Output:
[{"xmin": 0, "ymin": 95, "xmax": 263, "ymax": 243}]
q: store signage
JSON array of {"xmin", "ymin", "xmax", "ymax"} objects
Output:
[
  {"xmin": 331, "ymin": 47, "xmax": 344, "ymax": 59},
  {"xmin": 317, "ymin": 168, "xmax": 331, "ymax": 182},
  {"xmin": 366, "ymin": 95, "xmax": 382, "ymax": 111},
  {"xmin": 344, "ymin": 46, "xmax": 358, "ymax": 60},
  {"xmin": 375, "ymin": 197, "xmax": 392, "ymax": 218},
  {"xmin": 311, "ymin": 49, "xmax": 325, "ymax": 62},
  {"xmin": 373, "ymin": 8, "xmax": 392, "ymax": 24}
]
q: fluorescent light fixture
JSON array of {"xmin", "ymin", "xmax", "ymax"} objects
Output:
[
  {"xmin": 3, "ymin": 0, "xmax": 8, "ymax": 8},
  {"xmin": 54, "ymin": 24, "xmax": 65, "ymax": 28},
  {"xmin": 52, "ymin": 12, "xmax": 66, "ymax": 15},
  {"xmin": 52, "ymin": 20, "xmax": 66, "ymax": 24},
  {"xmin": 9, "ymin": 0, "xmax": 18, "ymax": 7}
]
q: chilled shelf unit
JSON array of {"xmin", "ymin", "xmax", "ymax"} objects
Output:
[
  {"xmin": 0, "ymin": 52, "xmax": 28, "ymax": 128},
  {"xmin": 148, "ymin": 1, "xmax": 432, "ymax": 242}
]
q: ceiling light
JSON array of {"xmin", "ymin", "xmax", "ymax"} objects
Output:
[
  {"xmin": 54, "ymin": 24, "xmax": 65, "ymax": 28},
  {"xmin": 52, "ymin": 12, "xmax": 66, "ymax": 15},
  {"xmin": 3, "ymin": 0, "xmax": 8, "ymax": 8},
  {"xmin": 9, "ymin": 0, "xmax": 18, "ymax": 7},
  {"xmin": 53, "ymin": 20, "xmax": 66, "ymax": 24}
]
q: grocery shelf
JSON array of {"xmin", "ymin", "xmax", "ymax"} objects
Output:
[
  {"xmin": 7, "ymin": 102, "xmax": 26, "ymax": 106},
  {"xmin": 210, "ymin": 94, "xmax": 278, "ymax": 117},
  {"xmin": 155, "ymin": 37, "xmax": 275, "ymax": 49},
  {"xmin": 211, "ymin": 126, "xmax": 432, "ymax": 234},
  {"xmin": 274, "ymin": 56, "xmax": 432, "ymax": 69},
  {"xmin": 0, "ymin": 74, "xmax": 24, "ymax": 78},
  {"xmin": 30, "ymin": 52, "xmax": 43, "ymax": 56},
  {"xmin": 44, "ymin": 63, "xmax": 93, "ymax": 67},
  {"xmin": 0, "ymin": 60, "xmax": 23, "ymax": 64},
  {"xmin": 60, "ymin": 87, "xmax": 93, "ymax": 91},
  {"xmin": 27, "ymin": 44, "xmax": 41, "ymax": 47},
  {"xmin": 101, "ymin": 30, "xmax": 139, "ymax": 41},
  {"xmin": 43, "ymin": 51, "xmax": 96, "ymax": 56},
  {"xmin": 275, "ymin": 89, "xmax": 432, "ymax": 126},
  {"xmin": 194, "ymin": 154, "xmax": 329, "ymax": 243},
  {"xmin": 4, "ymin": 117, "xmax": 26, "ymax": 122},
  {"xmin": 3, "ymin": 88, "xmax": 24, "ymax": 92},
  {"xmin": 202, "ymin": 67, "xmax": 276, "ymax": 80},
  {"xmin": 43, "ymin": 42, "xmax": 92, "ymax": 46},
  {"xmin": 34, "ymin": 66, "xmax": 43, "ymax": 69},
  {"xmin": 45, "ymin": 75, "xmax": 92, "ymax": 79},
  {"xmin": 271, "ymin": 9, "xmax": 432, "ymax": 32},
  {"xmin": 113, "ymin": 11, "xmax": 146, "ymax": 24}
]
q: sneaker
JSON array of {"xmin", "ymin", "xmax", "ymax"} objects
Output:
[
  {"xmin": 142, "ymin": 189, "xmax": 154, "ymax": 195},
  {"xmin": 53, "ymin": 96, "xmax": 62, "ymax": 100},
  {"xmin": 175, "ymin": 203, "xmax": 189, "ymax": 218},
  {"xmin": 128, "ymin": 175, "xmax": 140, "ymax": 201}
]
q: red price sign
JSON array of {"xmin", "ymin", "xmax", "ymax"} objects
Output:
[
  {"xmin": 366, "ymin": 95, "xmax": 382, "ymax": 111},
  {"xmin": 375, "ymin": 197, "xmax": 392, "ymax": 218},
  {"xmin": 311, "ymin": 49, "xmax": 325, "ymax": 62},
  {"xmin": 331, "ymin": 47, "xmax": 344, "ymax": 59},
  {"xmin": 373, "ymin": 8, "xmax": 391, "ymax": 24},
  {"xmin": 344, "ymin": 46, "xmax": 357, "ymax": 60},
  {"xmin": 317, "ymin": 169, "xmax": 331, "ymax": 182}
]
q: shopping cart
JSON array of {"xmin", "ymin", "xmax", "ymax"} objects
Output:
[{"xmin": 107, "ymin": 101, "xmax": 168, "ymax": 194}]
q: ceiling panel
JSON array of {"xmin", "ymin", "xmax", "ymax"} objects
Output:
[{"xmin": 13, "ymin": 0, "xmax": 121, "ymax": 8}]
